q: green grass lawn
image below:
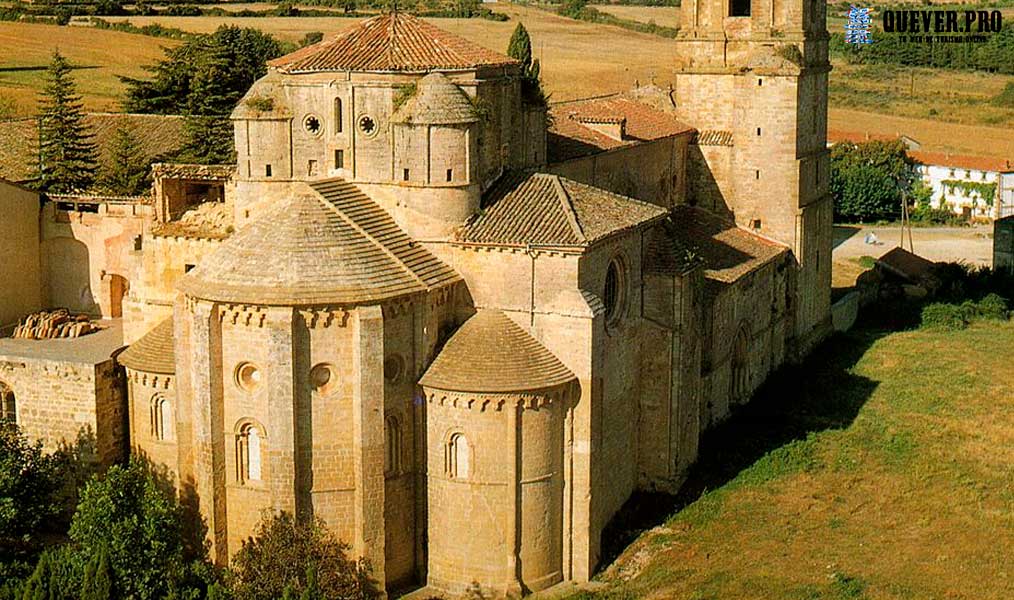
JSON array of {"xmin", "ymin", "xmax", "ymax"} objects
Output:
[{"xmin": 570, "ymin": 320, "xmax": 1014, "ymax": 600}]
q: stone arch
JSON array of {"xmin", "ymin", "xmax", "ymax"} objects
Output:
[
  {"xmin": 444, "ymin": 429, "xmax": 470, "ymax": 479},
  {"xmin": 150, "ymin": 392, "xmax": 171, "ymax": 441},
  {"xmin": 101, "ymin": 272, "xmax": 130, "ymax": 319},
  {"xmin": 234, "ymin": 418, "xmax": 267, "ymax": 483},
  {"xmin": 0, "ymin": 380, "xmax": 15, "ymax": 424},
  {"xmin": 385, "ymin": 414, "xmax": 402, "ymax": 475},
  {"xmin": 43, "ymin": 237, "xmax": 95, "ymax": 314}
]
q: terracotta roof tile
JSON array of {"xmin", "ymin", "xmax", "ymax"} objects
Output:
[
  {"xmin": 118, "ymin": 318, "xmax": 175, "ymax": 374},
  {"xmin": 419, "ymin": 310, "xmax": 576, "ymax": 393},
  {"xmin": 908, "ymin": 151, "xmax": 1013, "ymax": 173},
  {"xmin": 547, "ymin": 96, "xmax": 693, "ymax": 162},
  {"xmin": 691, "ymin": 130, "xmax": 734, "ymax": 146},
  {"xmin": 268, "ymin": 12, "xmax": 517, "ymax": 73},
  {"xmin": 0, "ymin": 114, "xmax": 185, "ymax": 183},
  {"xmin": 457, "ymin": 172, "xmax": 668, "ymax": 248},
  {"xmin": 669, "ymin": 205, "xmax": 787, "ymax": 286},
  {"xmin": 178, "ymin": 179, "xmax": 459, "ymax": 305}
]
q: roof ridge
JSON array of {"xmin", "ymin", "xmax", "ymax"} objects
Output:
[
  {"xmin": 309, "ymin": 179, "xmax": 430, "ymax": 290},
  {"xmin": 547, "ymin": 174, "xmax": 586, "ymax": 243}
]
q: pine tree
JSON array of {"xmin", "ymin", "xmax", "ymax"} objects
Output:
[
  {"xmin": 99, "ymin": 125, "xmax": 150, "ymax": 196},
  {"xmin": 21, "ymin": 551, "xmax": 51, "ymax": 600},
  {"xmin": 36, "ymin": 50, "xmax": 98, "ymax": 193},
  {"xmin": 506, "ymin": 23, "xmax": 546, "ymax": 106},
  {"xmin": 80, "ymin": 549, "xmax": 113, "ymax": 600},
  {"xmin": 178, "ymin": 40, "xmax": 237, "ymax": 164}
]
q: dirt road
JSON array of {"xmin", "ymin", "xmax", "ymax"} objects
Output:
[{"xmin": 833, "ymin": 225, "xmax": 994, "ymax": 266}]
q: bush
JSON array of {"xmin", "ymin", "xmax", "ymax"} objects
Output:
[
  {"xmin": 920, "ymin": 303, "xmax": 968, "ymax": 330},
  {"xmin": 977, "ymin": 293, "xmax": 1009, "ymax": 320},
  {"xmin": 831, "ymin": 140, "xmax": 912, "ymax": 222}
]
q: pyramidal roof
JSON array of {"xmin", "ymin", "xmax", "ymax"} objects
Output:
[
  {"xmin": 457, "ymin": 172, "xmax": 669, "ymax": 247},
  {"xmin": 177, "ymin": 180, "xmax": 459, "ymax": 305},
  {"xmin": 420, "ymin": 310, "xmax": 576, "ymax": 393},
  {"xmin": 268, "ymin": 12, "xmax": 518, "ymax": 73},
  {"xmin": 118, "ymin": 318, "xmax": 175, "ymax": 374},
  {"xmin": 392, "ymin": 72, "xmax": 478, "ymax": 125}
]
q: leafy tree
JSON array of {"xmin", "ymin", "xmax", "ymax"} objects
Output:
[
  {"xmin": 830, "ymin": 140, "xmax": 913, "ymax": 222},
  {"xmin": 99, "ymin": 125, "xmax": 151, "ymax": 196},
  {"xmin": 80, "ymin": 549, "xmax": 113, "ymax": 600},
  {"xmin": 16, "ymin": 546, "xmax": 82, "ymax": 600},
  {"xmin": 230, "ymin": 512, "xmax": 379, "ymax": 600},
  {"xmin": 36, "ymin": 50, "xmax": 98, "ymax": 193},
  {"xmin": 0, "ymin": 423, "xmax": 63, "ymax": 541},
  {"xmin": 506, "ymin": 23, "xmax": 546, "ymax": 106},
  {"xmin": 69, "ymin": 458, "xmax": 187, "ymax": 600}
]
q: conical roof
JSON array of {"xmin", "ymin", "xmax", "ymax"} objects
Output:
[
  {"xmin": 392, "ymin": 72, "xmax": 478, "ymax": 125},
  {"xmin": 118, "ymin": 318, "xmax": 175, "ymax": 374},
  {"xmin": 419, "ymin": 310, "xmax": 576, "ymax": 393},
  {"xmin": 177, "ymin": 181, "xmax": 459, "ymax": 305},
  {"xmin": 268, "ymin": 12, "xmax": 517, "ymax": 73}
]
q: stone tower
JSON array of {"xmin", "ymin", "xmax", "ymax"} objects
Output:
[{"xmin": 674, "ymin": 0, "xmax": 833, "ymax": 352}]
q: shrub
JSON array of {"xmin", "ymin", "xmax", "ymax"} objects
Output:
[
  {"xmin": 920, "ymin": 303, "xmax": 968, "ymax": 330},
  {"xmin": 976, "ymin": 293, "xmax": 1009, "ymax": 320}
]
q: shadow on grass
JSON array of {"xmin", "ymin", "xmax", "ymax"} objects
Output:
[{"xmin": 599, "ymin": 326, "xmax": 887, "ymax": 569}]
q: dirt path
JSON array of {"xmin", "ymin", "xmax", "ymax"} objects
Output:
[{"xmin": 833, "ymin": 225, "xmax": 994, "ymax": 266}]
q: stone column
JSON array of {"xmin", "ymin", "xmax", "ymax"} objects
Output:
[
  {"xmin": 505, "ymin": 399, "xmax": 522, "ymax": 595},
  {"xmin": 265, "ymin": 306, "xmax": 297, "ymax": 515},
  {"xmin": 352, "ymin": 305, "xmax": 386, "ymax": 589}
]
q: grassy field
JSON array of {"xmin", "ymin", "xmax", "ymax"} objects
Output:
[
  {"xmin": 3, "ymin": 4, "xmax": 1014, "ymax": 157},
  {"xmin": 0, "ymin": 21, "xmax": 179, "ymax": 113},
  {"xmin": 567, "ymin": 319, "xmax": 1014, "ymax": 600},
  {"xmin": 595, "ymin": 5, "xmax": 682, "ymax": 28}
]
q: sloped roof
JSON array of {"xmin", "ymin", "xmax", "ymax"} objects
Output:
[
  {"xmin": 419, "ymin": 310, "xmax": 576, "ymax": 393},
  {"xmin": 268, "ymin": 12, "xmax": 517, "ymax": 73},
  {"xmin": 908, "ymin": 151, "xmax": 1013, "ymax": 173},
  {"xmin": 178, "ymin": 179, "xmax": 459, "ymax": 305},
  {"xmin": 691, "ymin": 130, "xmax": 734, "ymax": 146},
  {"xmin": 392, "ymin": 72, "xmax": 478, "ymax": 125},
  {"xmin": 118, "ymin": 318, "xmax": 175, "ymax": 374},
  {"xmin": 0, "ymin": 114, "xmax": 185, "ymax": 183},
  {"xmin": 548, "ymin": 96, "xmax": 693, "ymax": 163},
  {"xmin": 669, "ymin": 205, "xmax": 787, "ymax": 286},
  {"xmin": 457, "ymin": 172, "xmax": 668, "ymax": 248},
  {"xmin": 876, "ymin": 247, "xmax": 937, "ymax": 283}
]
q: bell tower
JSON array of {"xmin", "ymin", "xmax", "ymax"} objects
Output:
[{"xmin": 674, "ymin": 0, "xmax": 833, "ymax": 352}]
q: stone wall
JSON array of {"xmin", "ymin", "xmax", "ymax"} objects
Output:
[
  {"xmin": 126, "ymin": 369, "xmax": 179, "ymax": 480},
  {"xmin": 40, "ymin": 199, "xmax": 150, "ymax": 320},
  {"xmin": 0, "ymin": 355, "xmax": 125, "ymax": 464},
  {"xmin": 0, "ymin": 180, "xmax": 41, "ymax": 327}
]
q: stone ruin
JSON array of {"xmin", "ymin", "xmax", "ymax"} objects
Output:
[{"xmin": 10, "ymin": 309, "xmax": 102, "ymax": 340}]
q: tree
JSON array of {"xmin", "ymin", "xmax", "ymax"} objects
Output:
[
  {"xmin": 16, "ymin": 546, "xmax": 82, "ymax": 600},
  {"xmin": 36, "ymin": 50, "xmax": 98, "ymax": 193},
  {"xmin": 99, "ymin": 125, "xmax": 150, "ymax": 196},
  {"xmin": 299, "ymin": 31, "xmax": 324, "ymax": 48},
  {"xmin": 0, "ymin": 423, "xmax": 63, "ymax": 541},
  {"xmin": 122, "ymin": 26, "xmax": 285, "ymax": 116},
  {"xmin": 506, "ymin": 23, "xmax": 546, "ymax": 106},
  {"xmin": 230, "ymin": 512, "xmax": 379, "ymax": 600},
  {"xmin": 830, "ymin": 140, "xmax": 913, "ymax": 222},
  {"xmin": 80, "ymin": 549, "xmax": 113, "ymax": 600},
  {"xmin": 178, "ymin": 42, "xmax": 237, "ymax": 164},
  {"xmin": 69, "ymin": 458, "xmax": 187, "ymax": 600}
]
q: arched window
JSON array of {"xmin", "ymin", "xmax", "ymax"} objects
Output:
[
  {"xmin": 334, "ymin": 97, "xmax": 343, "ymax": 133},
  {"xmin": 446, "ymin": 433, "xmax": 469, "ymax": 479},
  {"xmin": 237, "ymin": 423, "xmax": 263, "ymax": 483},
  {"xmin": 730, "ymin": 325, "xmax": 750, "ymax": 403},
  {"xmin": 385, "ymin": 415, "xmax": 401, "ymax": 475},
  {"xmin": 150, "ymin": 394, "xmax": 172, "ymax": 441},
  {"xmin": 0, "ymin": 382, "xmax": 15, "ymax": 424},
  {"xmin": 603, "ymin": 257, "xmax": 626, "ymax": 326}
]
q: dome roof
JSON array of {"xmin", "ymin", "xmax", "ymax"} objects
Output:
[
  {"xmin": 118, "ymin": 318, "xmax": 175, "ymax": 374},
  {"xmin": 177, "ymin": 181, "xmax": 459, "ymax": 305},
  {"xmin": 419, "ymin": 310, "xmax": 576, "ymax": 393},
  {"xmin": 392, "ymin": 73, "xmax": 478, "ymax": 125}
]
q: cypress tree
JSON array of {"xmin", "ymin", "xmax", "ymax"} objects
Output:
[
  {"xmin": 21, "ymin": 551, "xmax": 51, "ymax": 600},
  {"xmin": 506, "ymin": 23, "xmax": 545, "ymax": 105},
  {"xmin": 36, "ymin": 50, "xmax": 98, "ymax": 193},
  {"xmin": 81, "ymin": 549, "xmax": 113, "ymax": 600},
  {"xmin": 99, "ymin": 125, "xmax": 150, "ymax": 196}
]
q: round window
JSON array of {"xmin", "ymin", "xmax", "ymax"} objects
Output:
[
  {"xmin": 383, "ymin": 355, "xmax": 405, "ymax": 383},
  {"xmin": 603, "ymin": 258, "xmax": 625, "ymax": 325},
  {"xmin": 235, "ymin": 363, "xmax": 262, "ymax": 392},
  {"xmin": 357, "ymin": 114, "xmax": 377, "ymax": 137},
  {"xmin": 310, "ymin": 363, "xmax": 337, "ymax": 394},
  {"xmin": 303, "ymin": 114, "xmax": 322, "ymax": 136}
]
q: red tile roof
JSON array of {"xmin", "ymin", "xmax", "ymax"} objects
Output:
[
  {"xmin": 457, "ymin": 172, "xmax": 668, "ymax": 248},
  {"xmin": 268, "ymin": 12, "xmax": 517, "ymax": 73},
  {"xmin": 908, "ymin": 151, "xmax": 1013, "ymax": 173},
  {"xmin": 547, "ymin": 96, "xmax": 693, "ymax": 163},
  {"xmin": 118, "ymin": 318, "xmax": 175, "ymax": 374}
]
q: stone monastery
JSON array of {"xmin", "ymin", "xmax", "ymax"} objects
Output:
[{"xmin": 0, "ymin": 0, "xmax": 832, "ymax": 596}]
